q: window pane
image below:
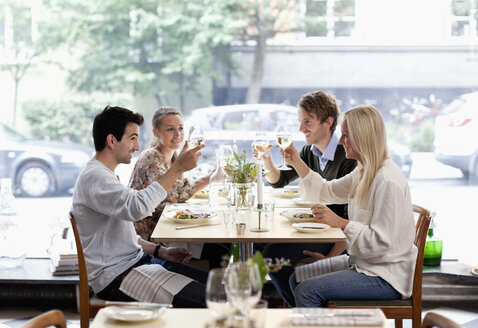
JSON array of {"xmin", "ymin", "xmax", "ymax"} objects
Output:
[
  {"xmin": 334, "ymin": 20, "xmax": 354, "ymax": 36},
  {"xmin": 334, "ymin": 0, "xmax": 355, "ymax": 16}
]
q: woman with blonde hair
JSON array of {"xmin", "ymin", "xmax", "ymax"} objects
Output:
[
  {"xmin": 283, "ymin": 105, "xmax": 416, "ymax": 307},
  {"xmin": 129, "ymin": 106, "xmax": 229, "ymax": 269}
]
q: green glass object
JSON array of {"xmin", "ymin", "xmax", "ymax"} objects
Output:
[
  {"xmin": 231, "ymin": 242, "xmax": 240, "ymax": 263},
  {"xmin": 423, "ymin": 228, "xmax": 443, "ymax": 266}
]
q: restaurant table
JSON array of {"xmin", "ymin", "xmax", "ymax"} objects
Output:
[
  {"xmin": 90, "ymin": 308, "xmax": 390, "ymax": 328},
  {"xmin": 151, "ymin": 192, "xmax": 346, "ymax": 260}
]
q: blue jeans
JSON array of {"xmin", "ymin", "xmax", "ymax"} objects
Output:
[
  {"xmin": 97, "ymin": 254, "xmax": 207, "ymax": 307},
  {"xmin": 262, "ymin": 242, "xmax": 336, "ymax": 307},
  {"xmin": 291, "ymin": 268, "xmax": 401, "ymax": 307}
]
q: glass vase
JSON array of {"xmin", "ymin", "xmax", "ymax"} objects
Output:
[{"xmin": 233, "ymin": 182, "xmax": 255, "ymax": 209}]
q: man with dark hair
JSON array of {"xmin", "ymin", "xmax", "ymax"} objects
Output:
[
  {"xmin": 71, "ymin": 106, "xmax": 207, "ymax": 307},
  {"xmin": 255, "ymin": 91, "xmax": 357, "ymax": 306}
]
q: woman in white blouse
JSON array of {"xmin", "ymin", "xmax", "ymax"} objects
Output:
[{"xmin": 283, "ymin": 105, "xmax": 417, "ymax": 307}]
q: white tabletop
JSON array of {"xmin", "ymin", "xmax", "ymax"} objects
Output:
[
  {"xmin": 151, "ymin": 204, "xmax": 346, "ymax": 243},
  {"xmin": 91, "ymin": 308, "xmax": 390, "ymax": 328}
]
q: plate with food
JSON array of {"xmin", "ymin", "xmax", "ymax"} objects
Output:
[
  {"xmin": 280, "ymin": 209, "xmax": 317, "ymax": 223},
  {"xmin": 291, "ymin": 198, "xmax": 315, "ymax": 207},
  {"xmin": 164, "ymin": 210, "xmax": 217, "ymax": 224},
  {"xmin": 271, "ymin": 187, "xmax": 300, "ymax": 199},
  {"xmin": 102, "ymin": 305, "xmax": 167, "ymax": 322},
  {"xmin": 292, "ymin": 222, "xmax": 330, "ymax": 233},
  {"xmin": 193, "ymin": 189, "xmax": 209, "ymax": 199}
]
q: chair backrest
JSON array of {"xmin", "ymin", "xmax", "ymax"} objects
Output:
[
  {"xmin": 22, "ymin": 310, "xmax": 66, "ymax": 328},
  {"xmin": 69, "ymin": 212, "xmax": 90, "ymax": 328},
  {"xmin": 421, "ymin": 312, "xmax": 462, "ymax": 328},
  {"xmin": 411, "ymin": 205, "xmax": 432, "ymax": 313}
]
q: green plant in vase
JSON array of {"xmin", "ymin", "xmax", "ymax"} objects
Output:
[{"xmin": 224, "ymin": 151, "xmax": 257, "ymax": 208}]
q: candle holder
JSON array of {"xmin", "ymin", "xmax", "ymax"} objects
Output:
[{"xmin": 251, "ymin": 204, "xmax": 269, "ymax": 232}]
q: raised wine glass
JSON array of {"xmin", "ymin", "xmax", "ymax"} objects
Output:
[
  {"xmin": 276, "ymin": 124, "xmax": 292, "ymax": 170},
  {"xmin": 225, "ymin": 262, "xmax": 262, "ymax": 322},
  {"xmin": 188, "ymin": 125, "xmax": 205, "ymax": 149},
  {"xmin": 253, "ymin": 132, "xmax": 269, "ymax": 163},
  {"xmin": 206, "ymin": 268, "xmax": 235, "ymax": 325}
]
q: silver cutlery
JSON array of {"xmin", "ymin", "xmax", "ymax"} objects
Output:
[
  {"xmin": 105, "ymin": 301, "xmax": 172, "ymax": 309},
  {"xmin": 175, "ymin": 223, "xmax": 221, "ymax": 230}
]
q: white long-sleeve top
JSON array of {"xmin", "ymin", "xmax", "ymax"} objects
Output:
[
  {"xmin": 71, "ymin": 159, "xmax": 167, "ymax": 293},
  {"xmin": 299, "ymin": 159, "xmax": 417, "ymax": 298}
]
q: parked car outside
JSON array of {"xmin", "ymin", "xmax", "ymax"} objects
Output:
[
  {"xmin": 185, "ymin": 104, "xmax": 413, "ymax": 179},
  {"xmin": 434, "ymin": 92, "xmax": 478, "ymax": 178},
  {"xmin": 0, "ymin": 122, "xmax": 93, "ymax": 197}
]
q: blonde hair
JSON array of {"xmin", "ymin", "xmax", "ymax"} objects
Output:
[
  {"xmin": 344, "ymin": 105, "xmax": 388, "ymax": 206},
  {"xmin": 151, "ymin": 106, "xmax": 183, "ymax": 147}
]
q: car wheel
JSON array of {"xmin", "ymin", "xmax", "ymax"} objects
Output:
[{"xmin": 16, "ymin": 162, "xmax": 56, "ymax": 197}]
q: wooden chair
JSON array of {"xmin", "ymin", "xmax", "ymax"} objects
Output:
[
  {"xmin": 22, "ymin": 310, "xmax": 66, "ymax": 328},
  {"xmin": 70, "ymin": 212, "xmax": 105, "ymax": 328},
  {"xmin": 422, "ymin": 312, "xmax": 462, "ymax": 328},
  {"xmin": 327, "ymin": 204, "xmax": 432, "ymax": 328}
]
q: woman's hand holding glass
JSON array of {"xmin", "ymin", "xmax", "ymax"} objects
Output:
[
  {"xmin": 188, "ymin": 125, "xmax": 205, "ymax": 149},
  {"xmin": 252, "ymin": 133, "xmax": 269, "ymax": 163}
]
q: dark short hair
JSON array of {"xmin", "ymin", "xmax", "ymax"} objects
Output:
[
  {"xmin": 297, "ymin": 91, "xmax": 340, "ymax": 132},
  {"xmin": 92, "ymin": 106, "xmax": 144, "ymax": 151}
]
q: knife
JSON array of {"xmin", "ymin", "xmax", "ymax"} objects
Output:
[
  {"xmin": 105, "ymin": 301, "xmax": 172, "ymax": 309},
  {"xmin": 175, "ymin": 222, "xmax": 221, "ymax": 230}
]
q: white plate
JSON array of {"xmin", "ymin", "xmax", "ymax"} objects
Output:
[
  {"xmin": 280, "ymin": 209, "xmax": 317, "ymax": 223},
  {"xmin": 291, "ymin": 198, "xmax": 315, "ymax": 207},
  {"xmin": 164, "ymin": 211, "xmax": 217, "ymax": 224},
  {"xmin": 103, "ymin": 305, "xmax": 167, "ymax": 322},
  {"xmin": 292, "ymin": 222, "xmax": 330, "ymax": 233},
  {"xmin": 271, "ymin": 187, "xmax": 300, "ymax": 199},
  {"xmin": 193, "ymin": 189, "xmax": 209, "ymax": 199}
]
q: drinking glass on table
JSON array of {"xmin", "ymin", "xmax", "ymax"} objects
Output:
[
  {"xmin": 206, "ymin": 268, "xmax": 235, "ymax": 324},
  {"xmin": 225, "ymin": 262, "xmax": 262, "ymax": 322},
  {"xmin": 276, "ymin": 124, "xmax": 292, "ymax": 170},
  {"xmin": 253, "ymin": 132, "xmax": 269, "ymax": 162}
]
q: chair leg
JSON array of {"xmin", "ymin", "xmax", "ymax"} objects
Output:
[
  {"xmin": 412, "ymin": 314, "xmax": 422, "ymax": 328},
  {"xmin": 394, "ymin": 319, "xmax": 403, "ymax": 328}
]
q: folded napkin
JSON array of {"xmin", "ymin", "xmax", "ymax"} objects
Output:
[
  {"xmin": 292, "ymin": 308, "xmax": 385, "ymax": 327},
  {"xmin": 295, "ymin": 254, "xmax": 350, "ymax": 282}
]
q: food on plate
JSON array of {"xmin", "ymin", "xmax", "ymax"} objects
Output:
[
  {"xmin": 173, "ymin": 211, "xmax": 196, "ymax": 220},
  {"xmin": 292, "ymin": 212, "xmax": 315, "ymax": 219},
  {"xmin": 194, "ymin": 189, "xmax": 209, "ymax": 199},
  {"xmin": 173, "ymin": 210, "xmax": 211, "ymax": 220}
]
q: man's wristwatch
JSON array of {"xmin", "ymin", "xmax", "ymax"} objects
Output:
[{"xmin": 153, "ymin": 244, "xmax": 161, "ymax": 258}]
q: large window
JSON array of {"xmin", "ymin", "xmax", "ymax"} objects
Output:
[
  {"xmin": 304, "ymin": 0, "xmax": 356, "ymax": 37},
  {"xmin": 0, "ymin": 0, "xmax": 476, "ymax": 267}
]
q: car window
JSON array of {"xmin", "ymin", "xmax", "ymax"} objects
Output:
[
  {"xmin": 222, "ymin": 110, "xmax": 261, "ymax": 130},
  {"xmin": 0, "ymin": 123, "xmax": 27, "ymax": 142},
  {"xmin": 269, "ymin": 110, "xmax": 300, "ymax": 131}
]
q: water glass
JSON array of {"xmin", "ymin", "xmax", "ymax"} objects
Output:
[
  {"xmin": 263, "ymin": 202, "xmax": 275, "ymax": 221},
  {"xmin": 206, "ymin": 268, "xmax": 235, "ymax": 322}
]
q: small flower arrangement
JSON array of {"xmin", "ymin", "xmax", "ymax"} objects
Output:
[
  {"xmin": 248, "ymin": 251, "xmax": 291, "ymax": 287},
  {"xmin": 221, "ymin": 251, "xmax": 291, "ymax": 287},
  {"xmin": 224, "ymin": 151, "xmax": 257, "ymax": 184}
]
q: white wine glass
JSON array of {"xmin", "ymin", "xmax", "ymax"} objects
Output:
[
  {"xmin": 206, "ymin": 268, "xmax": 235, "ymax": 324},
  {"xmin": 188, "ymin": 125, "xmax": 205, "ymax": 148},
  {"xmin": 276, "ymin": 124, "xmax": 292, "ymax": 170},
  {"xmin": 218, "ymin": 144, "xmax": 234, "ymax": 167},
  {"xmin": 225, "ymin": 262, "xmax": 262, "ymax": 320},
  {"xmin": 253, "ymin": 132, "xmax": 269, "ymax": 162}
]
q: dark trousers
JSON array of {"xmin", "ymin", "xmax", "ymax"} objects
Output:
[
  {"xmin": 97, "ymin": 254, "xmax": 207, "ymax": 307},
  {"xmin": 262, "ymin": 242, "xmax": 336, "ymax": 307}
]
